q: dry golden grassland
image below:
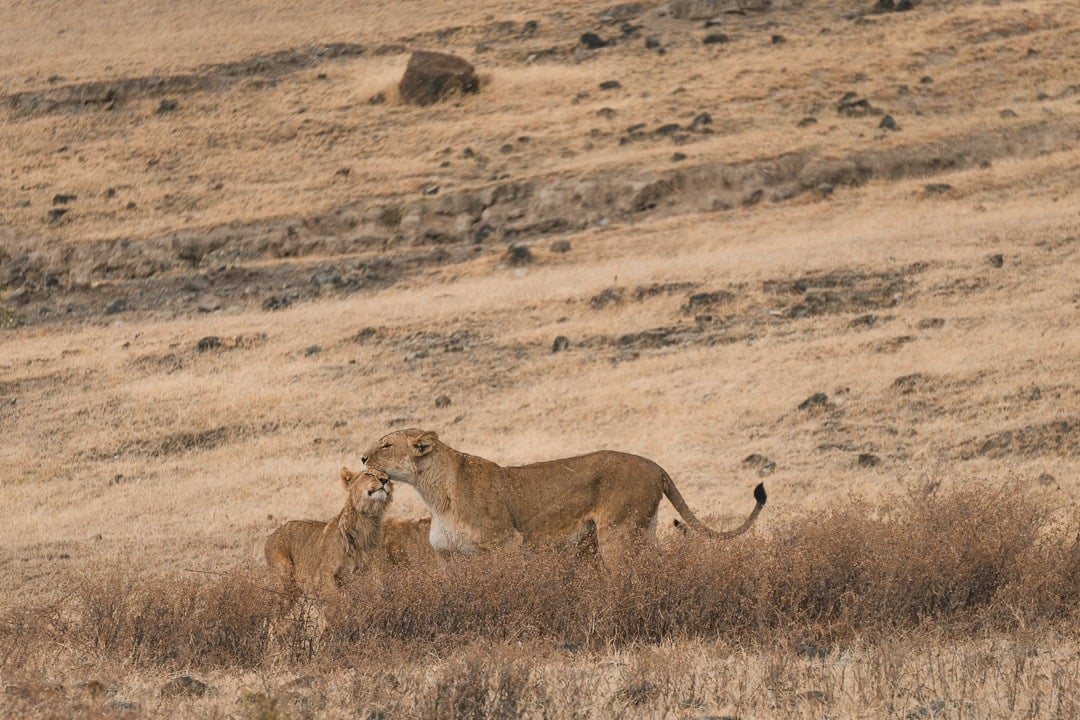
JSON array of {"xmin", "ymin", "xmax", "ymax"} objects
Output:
[{"xmin": 1, "ymin": 0, "xmax": 1079, "ymax": 716}]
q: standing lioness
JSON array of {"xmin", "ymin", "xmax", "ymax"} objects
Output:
[{"xmin": 361, "ymin": 429, "xmax": 766, "ymax": 559}]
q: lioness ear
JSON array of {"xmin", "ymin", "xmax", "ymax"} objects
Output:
[
  {"xmin": 340, "ymin": 467, "xmax": 357, "ymax": 488},
  {"xmin": 411, "ymin": 431, "xmax": 438, "ymax": 456}
]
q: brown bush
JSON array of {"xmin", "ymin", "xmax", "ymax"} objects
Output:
[{"xmin": 5, "ymin": 483, "xmax": 1078, "ymax": 674}]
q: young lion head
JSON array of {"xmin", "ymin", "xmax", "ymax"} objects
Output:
[
  {"xmin": 341, "ymin": 466, "xmax": 394, "ymax": 515},
  {"xmin": 360, "ymin": 428, "xmax": 439, "ymax": 483}
]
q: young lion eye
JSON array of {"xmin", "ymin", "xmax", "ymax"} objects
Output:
[{"xmin": 381, "ymin": 443, "xmax": 392, "ymax": 450}]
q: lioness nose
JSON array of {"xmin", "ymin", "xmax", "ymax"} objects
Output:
[{"xmin": 361, "ymin": 456, "xmax": 368, "ymax": 464}]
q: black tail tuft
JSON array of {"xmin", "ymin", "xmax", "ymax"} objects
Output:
[{"xmin": 753, "ymin": 482, "xmax": 767, "ymax": 506}]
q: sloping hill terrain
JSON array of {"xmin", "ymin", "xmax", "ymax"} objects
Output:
[{"xmin": 1, "ymin": 0, "xmax": 1078, "ymax": 716}]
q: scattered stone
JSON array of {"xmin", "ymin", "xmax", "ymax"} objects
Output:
[
  {"xmin": 920, "ymin": 75, "xmax": 933, "ymax": 84},
  {"xmin": 689, "ymin": 111, "xmax": 712, "ymax": 130},
  {"xmin": 47, "ymin": 208, "xmax": 69, "ymax": 222},
  {"xmin": 550, "ymin": 239, "xmax": 572, "ymax": 253},
  {"xmin": 160, "ymin": 676, "xmax": 209, "ymax": 698},
  {"xmin": 506, "ymin": 244, "xmax": 533, "ymax": 266},
  {"xmin": 797, "ymin": 116, "xmax": 818, "ymax": 127},
  {"xmin": 197, "ymin": 336, "xmax": 222, "ymax": 352},
  {"xmin": 1000, "ymin": 108, "xmax": 1018, "ymax": 118},
  {"xmin": 262, "ymin": 295, "xmax": 291, "ymax": 311},
  {"xmin": 672, "ymin": 152, "xmax": 688, "ymax": 161},
  {"xmin": 156, "ymin": 99, "xmax": 179, "ymax": 113},
  {"xmin": 599, "ymin": 80, "xmax": 622, "ymax": 90},
  {"xmin": 473, "ymin": 224, "xmax": 495, "ymax": 243},
  {"xmin": 1037, "ymin": 472, "xmax": 1056, "ymax": 486},
  {"xmin": 335, "ymin": 167, "xmax": 351, "ymax": 177},
  {"xmin": 499, "ymin": 143, "xmax": 514, "ymax": 154},
  {"xmin": 703, "ymin": 33, "xmax": 729, "ymax": 45},
  {"xmin": 858, "ymin": 453, "xmax": 881, "ymax": 467},
  {"xmin": 893, "ymin": 373, "xmax": 922, "ymax": 394},
  {"xmin": 798, "ymin": 392, "xmax": 829, "ymax": 411},
  {"xmin": 772, "ymin": 34, "xmax": 786, "ymax": 44},
  {"xmin": 875, "ymin": 0, "xmax": 895, "ymax": 10},
  {"xmin": 520, "ymin": 20, "xmax": 539, "ymax": 36},
  {"xmin": 590, "ymin": 287, "xmax": 624, "ymax": 308},
  {"xmin": 420, "ymin": 182, "xmax": 439, "ymax": 195},
  {"xmin": 924, "ymin": 183, "xmax": 953, "ymax": 194},
  {"xmin": 368, "ymin": 91, "xmax": 387, "ymax": 105},
  {"xmin": 104, "ymin": 298, "xmax": 128, "ymax": 315},
  {"xmin": 895, "ymin": 0, "xmax": 915, "ymax": 11},
  {"xmin": 917, "ymin": 317, "xmax": 945, "ymax": 329},
  {"xmin": 817, "ymin": 183, "xmax": 834, "ymax": 196},
  {"xmin": 52, "ymin": 193, "xmax": 77, "ymax": 205},
  {"xmin": 15, "ymin": 198, "xmax": 30, "ymax": 208},
  {"xmin": 850, "ymin": 314, "xmax": 877, "ymax": 328},
  {"xmin": 435, "ymin": 395, "xmax": 452, "ymax": 408},
  {"xmin": 645, "ymin": 36, "xmax": 661, "ymax": 49},
  {"xmin": 655, "ymin": 123, "xmax": 681, "ymax": 136},
  {"xmin": 621, "ymin": 21, "xmax": 643, "ymax": 36},
  {"xmin": 398, "ymin": 51, "xmax": 479, "ymax": 106},
  {"xmin": 580, "ymin": 32, "xmax": 609, "ymax": 49},
  {"xmin": 44, "ymin": 274, "xmax": 60, "ymax": 288},
  {"xmin": 353, "ymin": 327, "xmax": 377, "ymax": 343},
  {"xmin": 552, "ymin": 335, "xmax": 571, "ymax": 353},
  {"xmin": 596, "ymin": 107, "xmax": 617, "ymax": 119},
  {"xmin": 987, "ymin": 253, "xmax": 1004, "ymax": 268},
  {"xmin": 305, "ymin": 345, "xmax": 321, "ymax": 356},
  {"xmin": 837, "ymin": 92, "xmax": 877, "ymax": 116},
  {"xmin": 879, "ymin": 114, "xmax": 899, "ymax": 130}
]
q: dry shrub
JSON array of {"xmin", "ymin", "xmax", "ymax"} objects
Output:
[{"xmin": 5, "ymin": 483, "xmax": 1079, "ymax": 673}]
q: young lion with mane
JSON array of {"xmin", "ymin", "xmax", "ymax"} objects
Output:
[{"xmin": 264, "ymin": 467, "xmax": 395, "ymax": 596}]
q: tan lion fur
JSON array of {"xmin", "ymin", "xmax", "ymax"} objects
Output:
[
  {"xmin": 360, "ymin": 429, "xmax": 766, "ymax": 559},
  {"xmin": 264, "ymin": 467, "xmax": 394, "ymax": 596}
]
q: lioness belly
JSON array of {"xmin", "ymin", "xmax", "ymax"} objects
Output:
[{"xmin": 429, "ymin": 516, "xmax": 479, "ymax": 554}]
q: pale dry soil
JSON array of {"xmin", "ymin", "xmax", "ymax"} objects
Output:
[{"xmin": 1, "ymin": 0, "xmax": 1079, "ymax": 716}]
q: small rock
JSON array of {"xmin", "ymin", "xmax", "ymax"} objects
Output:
[
  {"xmin": 506, "ymin": 244, "xmax": 533, "ymax": 266},
  {"xmin": 499, "ymin": 143, "xmax": 514, "ymax": 154},
  {"xmin": 879, "ymin": 114, "xmax": 899, "ymax": 130},
  {"xmin": 305, "ymin": 345, "xmax": 321, "ymax": 356},
  {"xmin": 104, "ymin": 298, "xmax": 128, "ymax": 315},
  {"xmin": 368, "ymin": 91, "xmax": 387, "ymax": 105},
  {"xmin": 552, "ymin": 335, "xmax": 571, "ymax": 353},
  {"xmin": 550, "ymin": 239, "xmax": 572, "ymax": 253},
  {"xmin": 262, "ymin": 295, "xmax": 291, "ymax": 311},
  {"xmin": 895, "ymin": 0, "xmax": 915, "ymax": 11},
  {"xmin": 893, "ymin": 373, "xmax": 922, "ymax": 394},
  {"xmin": 703, "ymin": 33, "xmax": 729, "ymax": 44},
  {"xmin": 15, "ymin": 198, "xmax": 31, "ymax": 208},
  {"xmin": 920, "ymin": 75, "xmax": 933, "ymax": 84},
  {"xmin": 924, "ymin": 183, "xmax": 953, "ymax": 194},
  {"xmin": 398, "ymin": 50, "xmax": 479, "ymax": 106},
  {"xmin": 672, "ymin": 152, "xmax": 688, "ymax": 161},
  {"xmin": 798, "ymin": 392, "xmax": 829, "ymax": 411},
  {"xmin": 354, "ymin": 327, "xmax": 377, "ymax": 343},
  {"xmin": 850, "ymin": 314, "xmax": 877, "ymax": 328},
  {"xmin": 797, "ymin": 116, "xmax": 818, "ymax": 127},
  {"xmin": 197, "ymin": 336, "xmax": 222, "ymax": 352},
  {"xmin": 335, "ymin": 167, "xmax": 351, "ymax": 177},
  {"xmin": 817, "ymin": 183, "xmax": 834, "ymax": 196},
  {"xmin": 47, "ymin": 208, "xmax": 69, "ymax": 222},
  {"xmin": 160, "ymin": 676, "xmax": 209, "ymax": 698},
  {"xmin": 316, "ymin": 72, "xmax": 328, "ymax": 80},
  {"xmin": 655, "ymin": 123, "xmax": 681, "ymax": 135},
  {"xmin": 771, "ymin": 34, "xmax": 786, "ymax": 44},
  {"xmin": 580, "ymin": 32, "xmax": 608, "ymax": 49},
  {"xmin": 645, "ymin": 36, "xmax": 661, "ymax": 49},
  {"xmin": 434, "ymin": 395, "xmax": 452, "ymax": 408},
  {"xmin": 53, "ymin": 193, "xmax": 77, "ymax": 205},
  {"xmin": 1000, "ymin": 108, "xmax": 1018, "ymax": 118},
  {"xmin": 599, "ymin": 80, "xmax": 622, "ymax": 90},
  {"xmin": 987, "ymin": 253, "xmax": 1004, "ymax": 268},
  {"xmin": 875, "ymin": 0, "xmax": 895, "ymax": 10},
  {"xmin": 420, "ymin": 182, "xmax": 439, "ymax": 195},
  {"xmin": 1037, "ymin": 472, "xmax": 1056, "ymax": 486},
  {"xmin": 45, "ymin": 274, "xmax": 60, "ymax": 288},
  {"xmin": 858, "ymin": 453, "xmax": 881, "ymax": 467},
  {"xmin": 689, "ymin": 111, "xmax": 712, "ymax": 130},
  {"xmin": 596, "ymin": 106, "xmax": 617, "ymax": 119},
  {"xmin": 156, "ymin": 99, "xmax": 179, "ymax": 113}
]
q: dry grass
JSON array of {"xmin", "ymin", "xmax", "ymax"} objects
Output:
[{"xmin": 3, "ymin": 484, "xmax": 1080, "ymax": 717}]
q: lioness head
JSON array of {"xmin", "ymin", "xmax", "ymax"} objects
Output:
[
  {"xmin": 341, "ymin": 466, "xmax": 393, "ymax": 513},
  {"xmin": 360, "ymin": 428, "xmax": 439, "ymax": 483}
]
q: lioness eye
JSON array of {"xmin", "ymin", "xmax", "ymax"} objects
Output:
[{"xmin": 381, "ymin": 443, "xmax": 392, "ymax": 450}]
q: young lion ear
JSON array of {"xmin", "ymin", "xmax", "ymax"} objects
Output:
[
  {"xmin": 340, "ymin": 467, "xmax": 357, "ymax": 488},
  {"xmin": 411, "ymin": 431, "xmax": 438, "ymax": 456}
]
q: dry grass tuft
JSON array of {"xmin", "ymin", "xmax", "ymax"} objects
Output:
[{"xmin": 5, "ymin": 483, "xmax": 1077, "ymax": 678}]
